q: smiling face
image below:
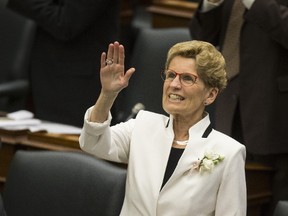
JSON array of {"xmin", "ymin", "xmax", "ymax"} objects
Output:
[{"xmin": 162, "ymin": 56, "xmax": 217, "ymax": 122}]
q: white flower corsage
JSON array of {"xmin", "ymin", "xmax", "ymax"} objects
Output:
[{"xmin": 188, "ymin": 150, "xmax": 224, "ymax": 174}]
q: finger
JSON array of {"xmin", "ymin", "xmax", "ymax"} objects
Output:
[
  {"xmin": 100, "ymin": 52, "xmax": 106, "ymax": 68},
  {"xmin": 106, "ymin": 43, "xmax": 114, "ymax": 61},
  {"xmin": 119, "ymin": 44, "xmax": 125, "ymax": 66},
  {"xmin": 125, "ymin": 67, "xmax": 136, "ymax": 80},
  {"xmin": 113, "ymin": 41, "xmax": 119, "ymax": 64}
]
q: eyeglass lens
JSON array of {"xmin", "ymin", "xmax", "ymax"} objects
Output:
[{"xmin": 162, "ymin": 70, "xmax": 197, "ymax": 86}]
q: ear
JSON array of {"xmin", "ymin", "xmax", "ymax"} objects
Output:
[{"xmin": 204, "ymin": 87, "xmax": 219, "ymax": 106}]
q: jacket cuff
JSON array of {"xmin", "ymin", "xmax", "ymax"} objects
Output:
[{"xmin": 82, "ymin": 106, "xmax": 112, "ymax": 135}]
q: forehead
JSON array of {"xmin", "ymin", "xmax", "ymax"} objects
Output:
[{"xmin": 168, "ymin": 56, "xmax": 197, "ymax": 74}]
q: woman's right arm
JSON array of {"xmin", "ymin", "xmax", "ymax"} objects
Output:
[
  {"xmin": 89, "ymin": 41, "xmax": 135, "ymax": 123},
  {"xmin": 79, "ymin": 41, "xmax": 135, "ymax": 162}
]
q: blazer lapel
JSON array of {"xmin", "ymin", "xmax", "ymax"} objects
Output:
[{"xmin": 169, "ymin": 118, "xmax": 213, "ymax": 179}]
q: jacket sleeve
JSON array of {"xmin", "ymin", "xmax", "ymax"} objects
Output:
[
  {"xmin": 215, "ymin": 145, "xmax": 247, "ymax": 216},
  {"xmin": 190, "ymin": 0, "xmax": 288, "ymax": 49},
  {"xmin": 79, "ymin": 107, "xmax": 134, "ymax": 164},
  {"xmin": 245, "ymin": 0, "xmax": 288, "ymax": 49},
  {"xmin": 189, "ymin": 0, "xmax": 223, "ymax": 46},
  {"xmin": 6, "ymin": 0, "xmax": 110, "ymax": 40}
]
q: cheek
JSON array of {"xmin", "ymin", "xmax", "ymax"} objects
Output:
[
  {"xmin": 162, "ymin": 83, "xmax": 168, "ymax": 97},
  {"xmin": 187, "ymin": 91, "xmax": 205, "ymax": 106},
  {"xmin": 162, "ymin": 84, "xmax": 167, "ymax": 104}
]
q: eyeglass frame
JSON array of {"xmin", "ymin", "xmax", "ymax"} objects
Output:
[{"xmin": 161, "ymin": 69, "xmax": 198, "ymax": 87}]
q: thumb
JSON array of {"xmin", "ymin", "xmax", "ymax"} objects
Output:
[{"xmin": 125, "ymin": 67, "xmax": 136, "ymax": 81}]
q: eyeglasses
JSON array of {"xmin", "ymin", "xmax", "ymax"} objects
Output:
[{"xmin": 161, "ymin": 69, "xmax": 198, "ymax": 87}]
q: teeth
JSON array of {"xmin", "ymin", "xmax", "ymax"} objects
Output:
[{"xmin": 169, "ymin": 94, "xmax": 184, "ymax": 101}]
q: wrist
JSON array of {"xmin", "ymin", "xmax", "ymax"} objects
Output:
[{"xmin": 100, "ymin": 90, "xmax": 118, "ymax": 100}]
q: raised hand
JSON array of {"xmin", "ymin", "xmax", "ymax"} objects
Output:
[
  {"xmin": 89, "ymin": 42, "xmax": 135, "ymax": 123},
  {"xmin": 100, "ymin": 41, "xmax": 135, "ymax": 96}
]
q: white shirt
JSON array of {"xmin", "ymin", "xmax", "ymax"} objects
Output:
[{"xmin": 203, "ymin": 0, "xmax": 255, "ymax": 12}]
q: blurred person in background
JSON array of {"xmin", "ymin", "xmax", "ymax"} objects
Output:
[
  {"xmin": 190, "ymin": 0, "xmax": 288, "ymax": 215},
  {"xmin": 0, "ymin": 0, "xmax": 120, "ymax": 127}
]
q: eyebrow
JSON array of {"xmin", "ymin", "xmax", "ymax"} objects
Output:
[{"xmin": 167, "ymin": 69, "xmax": 198, "ymax": 76}]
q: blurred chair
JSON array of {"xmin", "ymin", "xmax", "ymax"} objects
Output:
[
  {"xmin": 0, "ymin": 8, "xmax": 35, "ymax": 112},
  {"xmin": 273, "ymin": 201, "xmax": 288, "ymax": 216},
  {"xmin": 117, "ymin": 27, "xmax": 191, "ymax": 122},
  {"xmin": 2, "ymin": 150, "xmax": 126, "ymax": 216}
]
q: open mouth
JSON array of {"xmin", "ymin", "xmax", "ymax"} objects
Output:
[{"xmin": 169, "ymin": 93, "xmax": 184, "ymax": 101}]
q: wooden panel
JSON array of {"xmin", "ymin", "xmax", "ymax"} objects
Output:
[
  {"xmin": 147, "ymin": 0, "xmax": 198, "ymax": 28},
  {"xmin": 26, "ymin": 132, "xmax": 80, "ymax": 150},
  {"xmin": 120, "ymin": 0, "xmax": 154, "ymax": 25},
  {"xmin": 0, "ymin": 143, "xmax": 16, "ymax": 185},
  {"xmin": 121, "ymin": 0, "xmax": 134, "ymax": 25},
  {"xmin": 246, "ymin": 162, "xmax": 274, "ymax": 216}
]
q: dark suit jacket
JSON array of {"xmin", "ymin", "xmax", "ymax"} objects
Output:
[
  {"xmin": 190, "ymin": 0, "xmax": 288, "ymax": 155},
  {"xmin": 6, "ymin": 0, "xmax": 120, "ymax": 127}
]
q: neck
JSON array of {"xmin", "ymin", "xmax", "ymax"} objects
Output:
[
  {"xmin": 172, "ymin": 111, "xmax": 206, "ymax": 138},
  {"xmin": 172, "ymin": 121, "xmax": 190, "ymax": 141}
]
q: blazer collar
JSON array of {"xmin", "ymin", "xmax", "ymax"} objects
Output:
[{"xmin": 166, "ymin": 112, "xmax": 213, "ymax": 138}]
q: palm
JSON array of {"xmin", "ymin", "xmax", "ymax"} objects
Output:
[
  {"xmin": 100, "ymin": 42, "xmax": 135, "ymax": 94},
  {"xmin": 101, "ymin": 63, "xmax": 127, "ymax": 93}
]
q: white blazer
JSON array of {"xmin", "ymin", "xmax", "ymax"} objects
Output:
[{"xmin": 79, "ymin": 108, "xmax": 247, "ymax": 216}]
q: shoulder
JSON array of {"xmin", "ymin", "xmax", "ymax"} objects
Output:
[
  {"xmin": 209, "ymin": 129, "xmax": 246, "ymax": 157},
  {"xmin": 136, "ymin": 110, "xmax": 169, "ymax": 122},
  {"xmin": 130, "ymin": 110, "xmax": 170, "ymax": 132}
]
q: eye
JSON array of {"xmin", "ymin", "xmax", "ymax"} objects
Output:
[
  {"xmin": 181, "ymin": 74, "xmax": 196, "ymax": 83},
  {"xmin": 166, "ymin": 71, "xmax": 176, "ymax": 80}
]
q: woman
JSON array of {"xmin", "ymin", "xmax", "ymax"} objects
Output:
[{"xmin": 79, "ymin": 41, "xmax": 246, "ymax": 215}]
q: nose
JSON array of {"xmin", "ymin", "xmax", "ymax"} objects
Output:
[{"xmin": 170, "ymin": 75, "xmax": 182, "ymax": 88}]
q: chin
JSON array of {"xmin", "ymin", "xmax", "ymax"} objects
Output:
[
  {"xmin": 163, "ymin": 97, "xmax": 182, "ymax": 111},
  {"xmin": 163, "ymin": 105, "xmax": 181, "ymax": 115}
]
